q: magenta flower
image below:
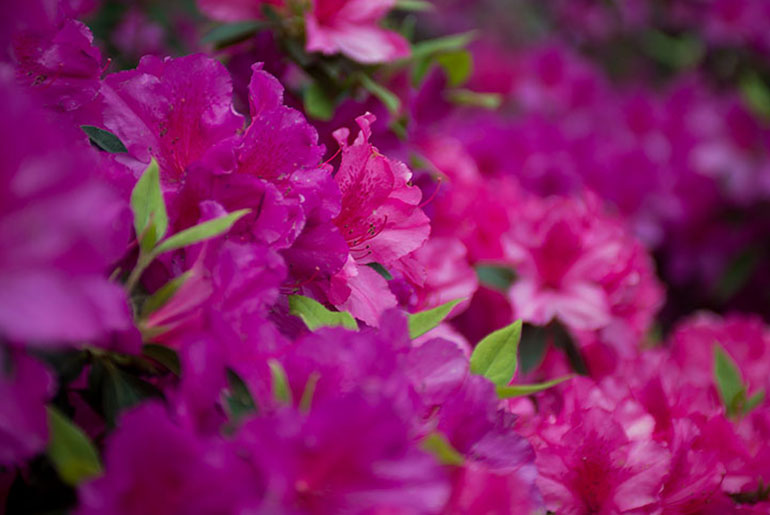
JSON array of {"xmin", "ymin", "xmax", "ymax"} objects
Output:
[
  {"xmin": 306, "ymin": 0, "xmax": 410, "ymax": 63},
  {"xmin": 0, "ymin": 74, "xmax": 133, "ymax": 347}
]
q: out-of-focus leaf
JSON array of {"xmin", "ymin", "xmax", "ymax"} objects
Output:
[
  {"xmin": 268, "ymin": 359, "xmax": 292, "ymax": 405},
  {"xmin": 299, "ymin": 372, "xmax": 320, "ymax": 413},
  {"xmin": 470, "ymin": 320, "xmax": 522, "ymax": 386},
  {"xmin": 81, "ymin": 125, "xmax": 128, "ymax": 153},
  {"xmin": 746, "ymin": 389, "xmax": 766, "ymax": 414},
  {"xmin": 359, "ymin": 74, "xmax": 401, "ymax": 114},
  {"xmin": 201, "ymin": 21, "xmax": 268, "ymax": 47},
  {"xmin": 130, "ymin": 158, "xmax": 168, "ymax": 252},
  {"xmin": 518, "ymin": 324, "xmax": 548, "ymax": 374},
  {"xmin": 366, "ymin": 262, "xmax": 393, "ymax": 280},
  {"xmin": 422, "ymin": 432, "xmax": 464, "ymax": 466},
  {"xmin": 496, "ymin": 375, "xmax": 573, "ymax": 398},
  {"xmin": 714, "ymin": 343, "xmax": 745, "ymax": 416},
  {"xmin": 643, "ymin": 31, "xmax": 704, "ymax": 70},
  {"xmin": 140, "ymin": 272, "xmax": 190, "ymax": 317},
  {"xmin": 475, "ymin": 265, "xmax": 516, "ymax": 292},
  {"xmin": 154, "ymin": 209, "xmax": 250, "ymax": 254},
  {"xmin": 225, "ymin": 369, "xmax": 257, "ymax": 422},
  {"xmin": 395, "ymin": 0, "xmax": 433, "ymax": 11},
  {"xmin": 713, "ymin": 247, "xmax": 761, "ymax": 302},
  {"xmin": 46, "ymin": 406, "xmax": 102, "ymax": 486},
  {"xmin": 742, "ymin": 74, "xmax": 770, "ymax": 120},
  {"xmin": 447, "ymin": 89, "xmax": 502, "ymax": 109},
  {"xmin": 100, "ymin": 361, "xmax": 163, "ymax": 427},
  {"xmin": 436, "ymin": 50, "xmax": 472, "ymax": 87},
  {"xmin": 410, "ymin": 31, "xmax": 476, "ymax": 61},
  {"xmin": 304, "ymin": 81, "xmax": 335, "ymax": 121},
  {"xmin": 288, "ymin": 295, "xmax": 358, "ymax": 331},
  {"xmin": 408, "ymin": 299, "xmax": 464, "ymax": 339},
  {"xmin": 142, "ymin": 344, "xmax": 181, "ymax": 375}
]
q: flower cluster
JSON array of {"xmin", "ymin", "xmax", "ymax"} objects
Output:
[{"xmin": 3, "ymin": 0, "xmax": 770, "ymax": 513}]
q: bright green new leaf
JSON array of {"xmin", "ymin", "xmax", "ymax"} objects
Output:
[
  {"xmin": 422, "ymin": 432, "xmax": 464, "ymax": 466},
  {"xmin": 154, "ymin": 209, "xmax": 250, "ymax": 254},
  {"xmin": 288, "ymin": 295, "xmax": 358, "ymax": 331},
  {"xmin": 436, "ymin": 50, "xmax": 473, "ymax": 87},
  {"xmin": 746, "ymin": 389, "xmax": 766, "ymax": 414},
  {"xmin": 304, "ymin": 81, "xmax": 336, "ymax": 121},
  {"xmin": 447, "ymin": 90, "xmax": 502, "ymax": 109},
  {"xmin": 714, "ymin": 343, "xmax": 745, "ymax": 416},
  {"xmin": 395, "ymin": 0, "xmax": 433, "ymax": 11},
  {"xmin": 410, "ymin": 31, "xmax": 476, "ymax": 61},
  {"xmin": 46, "ymin": 406, "xmax": 102, "ymax": 486},
  {"xmin": 408, "ymin": 299, "xmax": 464, "ymax": 339},
  {"xmin": 470, "ymin": 320, "xmax": 522, "ymax": 386},
  {"xmin": 268, "ymin": 359, "xmax": 292, "ymax": 404},
  {"xmin": 496, "ymin": 375, "xmax": 573, "ymax": 398},
  {"xmin": 80, "ymin": 125, "xmax": 128, "ymax": 153},
  {"xmin": 130, "ymin": 158, "xmax": 168, "ymax": 251},
  {"xmin": 140, "ymin": 272, "xmax": 191, "ymax": 317}
]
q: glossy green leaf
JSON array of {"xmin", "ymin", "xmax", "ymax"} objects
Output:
[
  {"xmin": 470, "ymin": 320, "xmax": 522, "ymax": 386},
  {"xmin": 436, "ymin": 50, "xmax": 473, "ymax": 87},
  {"xmin": 359, "ymin": 74, "xmax": 401, "ymax": 115},
  {"xmin": 130, "ymin": 158, "xmax": 168, "ymax": 252},
  {"xmin": 410, "ymin": 31, "xmax": 476, "ymax": 61},
  {"xmin": 154, "ymin": 209, "xmax": 250, "ymax": 254},
  {"xmin": 304, "ymin": 81, "xmax": 336, "ymax": 121},
  {"xmin": 422, "ymin": 432, "xmax": 464, "ymax": 466},
  {"xmin": 496, "ymin": 375, "xmax": 573, "ymax": 398},
  {"xmin": 288, "ymin": 295, "xmax": 358, "ymax": 331},
  {"xmin": 714, "ymin": 343, "xmax": 745, "ymax": 416},
  {"xmin": 140, "ymin": 272, "xmax": 190, "ymax": 317},
  {"xmin": 81, "ymin": 125, "xmax": 128, "ymax": 153},
  {"xmin": 408, "ymin": 299, "xmax": 464, "ymax": 339},
  {"xmin": 46, "ymin": 406, "xmax": 102, "ymax": 486},
  {"xmin": 268, "ymin": 360, "xmax": 292, "ymax": 404}
]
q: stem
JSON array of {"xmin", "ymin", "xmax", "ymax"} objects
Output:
[{"xmin": 124, "ymin": 251, "xmax": 155, "ymax": 293}]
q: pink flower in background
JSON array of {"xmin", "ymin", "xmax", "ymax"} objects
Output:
[{"xmin": 306, "ymin": 0, "xmax": 410, "ymax": 63}]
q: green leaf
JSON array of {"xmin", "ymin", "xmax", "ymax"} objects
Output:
[
  {"xmin": 366, "ymin": 262, "xmax": 393, "ymax": 280},
  {"xmin": 225, "ymin": 368, "xmax": 257, "ymax": 422},
  {"xmin": 714, "ymin": 343, "xmax": 745, "ymax": 416},
  {"xmin": 436, "ymin": 50, "xmax": 473, "ymax": 87},
  {"xmin": 470, "ymin": 320, "xmax": 522, "ymax": 386},
  {"xmin": 288, "ymin": 295, "xmax": 358, "ymax": 331},
  {"xmin": 201, "ymin": 21, "xmax": 268, "ymax": 47},
  {"xmin": 742, "ymin": 74, "xmax": 770, "ymax": 120},
  {"xmin": 140, "ymin": 272, "xmax": 190, "ymax": 317},
  {"xmin": 713, "ymin": 247, "xmax": 761, "ymax": 302},
  {"xmin": 100, "ymin": 361, "xmax": 163, "ymax": 427},
  {"xmin": 422, "ymin": 432, "xmax": 464, "ymax": 466},
  {"xmin": 408, "ymin": 299, "xmax": 464, "ymax": 339},
  {"xmin": 46, "ymin": 406, "xmax": 102, "ymax": 486},
  {"xmin": 154, "ymin": 209, "xmax": 250, "ymax": 254},
  {"xmin": 496, "ymin": 375, "xmax": 573, "ymax": 398},
  {"xmin": 475, "ymin": 264, "xmax": 516, "ymax": 292},
  {"xmin": 303, "ymin": 81, "xmax": 336, "ymax": 121},
  {"xmin": 642, "ymin": 31, "xmax": 704, "ymax": 70},
  {"xmin": 268, "ymin": 360, "xmax": 292, "ymax": 404},
  {"xmin": 746, "ymin": 389, "xmax": 766, "ymax": 414},
  {"xmin": 130, "ymin": 158, "xmax": 168, "ymax": 252},
  {"xmin": 395, "ymin": 0, "xmax": 433, "ymax": 11},
  {"xmin": 299, "ymin": 372, "xmax": 320, "ymax": 413},
  {"xmin": 447, "ymin": 89, "xmax": 502, "ymax": 109},
  {"xmin": 410, "ymin": 31, "xmax": 476, "ymax": 61},
  {"xmin": 359, "ymin": 74, "xmax": 401, "ymax": 115},
  {"xmin": 81, "ymin": 125, "xmax": 128, "ymax": 153},
  {"xmin": 142, "ymin": 344, "xmax": 181, "ymax": 375}
]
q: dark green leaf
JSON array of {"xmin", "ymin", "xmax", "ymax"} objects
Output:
[
  {"xmin": 475, "ymin": 265, "xmax": 516, "ymax": 292},
  {"xmin": 225, "ymin": 369, "xmax": 257, "ymax": 422},
  {"xmin": 714, "ymin": 343, "xmax": 745, "ymax": 417},
  {"xmin": 140, "ymin": 272, "xmax": 191, "ymax": 317},
  {"xmin": 742, "ymin": 74, "xmax": 770, "ymax": 120},
  {"xmin": 642, "ymin": 31, "xmax": 704, "ymax": 70},
  {"xmin": 46, "ymin": 406, "xmax": 102, "ymax": 486},
  {"xmin": 745, "ymin": 389, "xmax": 766, "ymax": 414},
  {"xmin": 366, "ymin": 262, "xmax": 393, "ymax": 280},
  {"xmin": 436, "ymin": 50, "xmax": 473, "ymax": 87},
  {"xmin": 408, "ymin": 299, "xmax": 464, "ymax": 339},
  {"xmin": 80, "ymin": 125, "xmax": 128, "ymax": 153},
  {"xmin": 470, "ymin": 320, "xmax": 522, "ymax": 386},
  {"xmin": 410, "ymin": 31, "xmax": 476, "ymax": 61},
  {"xmin": 154, "ymin": 209, "xmax": 250, "ymax": 254},
  {"xmin": 395, "ymin": 0, "xmax": 433, "ymax": 11},
  {"xmin": 496, "ymin": 375, "xmax": 573, "ymax": 398},
  {"xmin": 303, "ymin": 81, "xmax": 336, "ymax": 121},
  {"xmin": 421, "ymin": 432, "xmax": 464, "ymax": 466},
  {"xmin": 201, "ymin": 21, "xmax": 268, "ymax": 47},
  {"xmin": 268, "ymin": 360, "xmax": 292, "ymax": 405},
  {"xmin": 130, "ymin": 158, "xmax": 168, "ymax": 252},
  {"xmin": 359, "ymin": 74, "xmax": 401, "ymax": 115},
  {"xmin": 518, "ymin": 324, "xmax": 548, "ymax": 374},
  {"xmin": 288, "ymin": 295, "xmax": 358, "ymax": 331},
  {"xmin": 101, "ymin": 361, "xmax": 163, "ymax": 426},
  {"xmin": 713, "ymin": 247, "xmax": 761, "ymax": 302},
  {"xmin": 142, "ymin": 344, "xmax": 181, "ymax": 375}
]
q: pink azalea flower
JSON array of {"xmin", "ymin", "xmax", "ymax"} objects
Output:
[{"xmin": 306, "ymin": 0, "xmax": 410, "ymax": 63}]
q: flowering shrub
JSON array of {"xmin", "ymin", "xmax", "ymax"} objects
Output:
[{"xmin": 3, "ymin": 0, "xmax": 770, "ymax": 513}]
